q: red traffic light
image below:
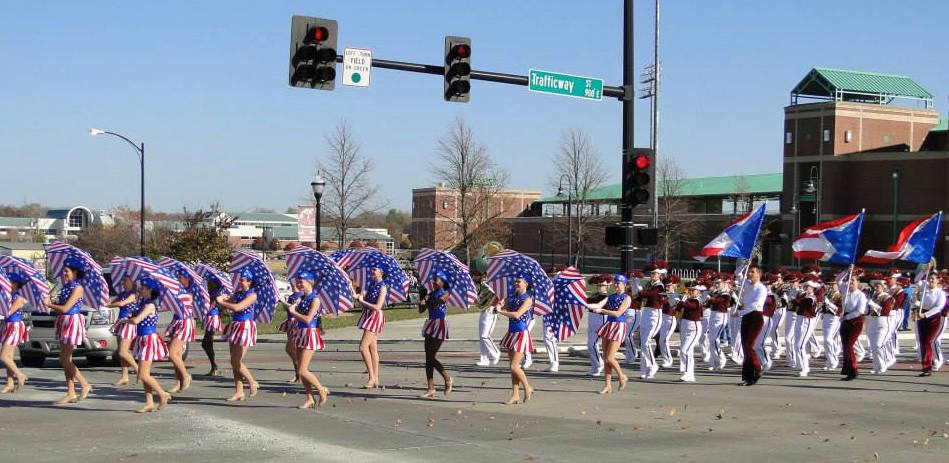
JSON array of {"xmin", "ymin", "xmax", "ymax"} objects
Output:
[
  {"xmin": 634, "ymin": 154, "xmax": 650, "ymax": 170},
  {"xmin": 310, "ymin": 26, "xmax": 329, "ymax": 42},
  {"xmin": 451, "ymin": 44, "xmax": 470, "ymax": 60}
]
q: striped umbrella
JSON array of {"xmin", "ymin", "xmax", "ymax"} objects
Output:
[
  {"xmin": 0, "ymin": 256, "xmax": 51, "ymax": 313},
  {"xmin": 346, "ymin": 248, "xmax": 409, "ymax": 303},
  {"xmin": 228, "ymin": 250, "xmax": 279, "ymax": 323},
  {"xmin": 285, "ymin": 245, "xmax": 354, "ymax": 315},
  {"xmin": 159, "ymin": 256, "xmax": 210, "ymax": 317},
  {"xmin": 413, "ymin": 248, "xmax": 477, "ymax": 309},
  {"xmin": 116, "ymin": 257, "xmax": 188, "ymax": 317},
  {"xmin": 0, "ymin": 271, "xmax": 10, "ymax": 314},
  {"xmin": 329, "ymin": 247, "xmax": 368, "ymax": 270},
  {"xmin": 44, "ymin": 241, "xmax": 109, "ymax": 309},
  {"xmin": 550, "ymin": 266, "xmax": 587, "ymax": 341},
  {"xmin": 194, "ymin": 262, "xmax": 234, "ymax": 293},
  {"xmin": 485, "ymin": 250, "xmax": 554, "ymax": 317}
]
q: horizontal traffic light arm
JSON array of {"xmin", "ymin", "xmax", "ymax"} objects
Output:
[{"xmin": 331, "ymin": 54, "xmax": 628, "ymax": 99}]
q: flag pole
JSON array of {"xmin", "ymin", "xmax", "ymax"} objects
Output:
[{"xmin": 731, "ymin": 253, "xmax": 754, "ymax": 316}]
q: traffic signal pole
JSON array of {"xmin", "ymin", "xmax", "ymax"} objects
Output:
[{"xmin": 620, "ymin": 0, "xmax": 636, "ymax": 274}]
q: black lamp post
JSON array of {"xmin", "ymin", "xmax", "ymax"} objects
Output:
[
  {"xmin": 892, "ymin": 169, "xmax": 901, "ymax": 241},
  {"xmin": 310, "ymin": 172, "xmax": 325, "ymax": 250},
  {"xmin": 90, "ymin": 128, "xmax": 145, "ymax": 256},
  {"xmin": 557, "ymin": 174, "xmax": 573, "ymax": 267}
]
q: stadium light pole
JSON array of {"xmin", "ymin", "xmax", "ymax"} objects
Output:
[
  {"xmin": 557, "ymin": 174, "xmax": 573, "ymax": 267},
  {"xmin": 310, "ymin": 171, "xmax": 326, "ymax": 250},
  {"xmin": 90, "ymin": 128, "xmax": 145, "ymax": 256}
]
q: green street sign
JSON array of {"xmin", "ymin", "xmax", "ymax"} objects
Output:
[{"xmin": 528, "ymin": 69, "xmax": 603, "ymax": 101}]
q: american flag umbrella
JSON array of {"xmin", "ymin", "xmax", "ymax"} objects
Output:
[
  {"xmin": 413, "ymin": 248, "xmax": 477, "ymax": 309},
  {"xmin": 194, "ymin": 261, "xmax": 234, "ymax": 293},
  {"xmin": 485, "ymin": 250, "xmax": 554, "ymax": 317},
  {"xmin": 228, "ymin": 250, "xmax": 279, "ymax": 323},
  {"xmin": 44, "ymin": 241, "xmax": 109, "ymax": 309},
  {"xmin": 285, "ymin": 246, "xmax": 354, "ymax": 315},
  {"xmin": 159, "ymin": 256, "xmax": 210, "ymax": 317},
  {"xmin": 114, "ymin": 257, "xmax": 188, "ymax": 317},
  {"xmin": 0, "ymin": 271, "xmax": 11, "ymax": 314},
  {"xmin": 0, "ymin": 256, "xmax": 51, "ymax": 313},
  {"xmin": 550, "ymin": 266, "xmax": 587, "ymax": 341},
  {"xmin": 346, "ymin": 248, "xmax": 410, "ymax": 303},
  {"xmin": 329, "ymin": 247, "xmax": 367, "ymax": 270}
]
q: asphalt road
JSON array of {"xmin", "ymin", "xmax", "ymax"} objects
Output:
[{"xmin": 1, "ymin": 313, "xmax": 947, "ymax": 463}]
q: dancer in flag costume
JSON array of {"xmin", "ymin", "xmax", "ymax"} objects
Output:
[
  {"xmin": 586, "ymin": 278, "xmax": 610, "ymax": 376},
  {"xmin": 840, "ymin": 274, "xmax": 867, "ymax": 381},
  {"xmin": 216, "ymin": 268, "xmax": 260, "ymax": 402},
  {"xmin": 355, "ymin": 266, "xmax": 388, "ymax": 389},
  {"xmin": 279, "ymin": 279, "xmax": 304, "ymax": 383},
  {"xmin": 42, "ymin": 258, "xmax": 92, "ymax": 405},
  {"xmin": 496, "ymin": 275, "xmax": 535, "ymax": 405},
  {"xmin": 105, "ymin": 276, "xmax": 138, "ymax": 387},
  {"xmin": 418, "ymin": 272, "xmax": 453, "ymax": 398},
  {"xmin": 130, "ymin": 277, "xmax": 171, "ymax": 413},
  {"xmin": 916, "ymin": 272, "xmax": 946, "ymax": 377},
  {"xmin": 623, "ymin": 270, "xmax": 644, "ymax": 367},
  {"xmin": 1, "ymin": 273, "xmax": 29, "ymax": 393},
  {"xmin": 166, "ymin": 270, "xmax": 198, "ymax": 394},
  {"xmin": 201, "ymin": 273, "xmax": 228, "ymax": 376},
  {"xmin": 587, "ymin": 275, "xmax": 631, "ymax": 394},
  {"xmin": 284, "ymin": 271, "xmax": 330, "ymax": 409}
]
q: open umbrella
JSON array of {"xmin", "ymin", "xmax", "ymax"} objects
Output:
[
  {"xmin": 44, "ymin": 241, "xmax": 109, "ymax": 309},
  {"xmin": 346, "ymin": 248, "xmax": 410, "ymax": 303},
  {"xmin": 550, "ymin": 266, "xmax": 587, "ymax": 341},
  {"xmin": 160, "ymin": 256, "xmax": 210, "ymax": 317},
  {"xmin": 228, "ymin": 250, "xmax": 279, "ymax": 323},
  {"xmin": 0, "ymin": 255, "xmax": 51, "ymax": 313},
  {"xmin": 413, "ymin": 248, "xmax": 477, "ymax": 309},
  {"xmin": 485, "ymin": 250, "xmax": 554, "ymax": 316},
  {"xmin": 194, "ymin": 262, "xmax": 234, "ymax": 293},
  {"xmin": 0, "ymin": 271, "xmax": 10, "ymax": 314},
  {"xmin": 285, "ymin": 246, "xmax": 354, "ymax": 315},
  {"xmin": 329, "ymin": 247, "xmax": 368, "ymax": 270},
  {"xmin": 114, "ymin": 257, "xmax": 188, "ymax": 317}
]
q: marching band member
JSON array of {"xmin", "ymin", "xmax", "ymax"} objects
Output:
[
  {"xmin": 821, "ymin": 278, "xmax": 843, "ymax": 371},
  {"xmin": 42, "ymin": 257, "xmax": 92, "ymax": 405},
  {"xmin": 784, "ymin": 274, "xmax": 802, "ymax": 368},
  {"xmin": 933, "ymin": 281, "xmax": 948, "ymax": 371},
  {"xmin": 760, "ymin": 273, "xmax": 778, "ymax": 370},
  {"xmin": 658, "ymin": 274, "xmax": 681, "ymax": 369},
  {"xmin": 130, "ymin": 277, "xmax": 171, "ymax": 413},
  {"xmin": 622, "ymin": 271, "xmax": 643, "ymax": 367},
  {"xmin": 216, "ymin": 268, "xmax": 260, "ymax": 402},
  {"xmin": 794, "ymin": 276, "xmax": 821, "ymax": 377},
  {"xmin": 637, "ymin": 262, "xmax": 667, "ymax": 379},
  {"xmin": 284, "ymin": 271, "xmax": 329, "ymax": 408},
  {"xmin": 705, "ymin": 274, "xmax": 733, "ymax": 371},
  {"xmin": 587, "ymin": 274, "xmax": 631, "ymax": 393},
  {"xmin": 728, "ymin": 271, "xmax": 744, "ymax": 366},
  {"xmin": 737, "ymin": 266, "xmax": 767, "ymax": 386},
  {"xmin": 585, "ymin": 278, "xmax": 609, "ymax": 376},
  {"xmin": 496, "ymin": 274, "xmax": 535, "ymax": 405},
  {"xmin": 418, "ymin": 272, "xmax": 453, "ymax": 398},
  {"xmin": 201, "ymin": 274, "xmax": 228, "ymax": 377},
  {"xmin": 354, "ymin": 266, "xmax": 388, "ymax": 389},
  {"xmin": 473, "ymin": 271, "xmax": 501, "ymax": 367},
  {"xmin": 840, "ymin": 274, "xmax": 867, "ymax": 381},
  {"xmin": 916, "ymin": 272, "xmax": 946, "ymax": 377},
  {"xmin": 768, "ymin": 271, "xmax": 789, "ymax": 360},
  {"xmin": 105, "ymin": 276, "xmax": 139, "ymax": 387},
  {"xmin": 165, "ymin": 270, "xmax": 198, "ymax": 394},
  {"xmin": 805, "ymin": 268, "xmax": 825, "ymax": 360},
  {"xmin": 885, "ymin": 271, "xmax": 907, "ymax": 364},
  {"xmin": 676, "ymin": 282, "xmax": 705, "ymax": 382},
  {"xmin": 1, "ymin": 273, "xmax": 29, "ymax": 393},
  {"xmin": 867, "ymin": 277, "xmax": 895, "ymax": 375},
  {"xmin": 278, "ymin": 279, "xmax": 304, "ymax": 383}
]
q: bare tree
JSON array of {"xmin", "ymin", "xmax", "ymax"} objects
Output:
[
  {"xmin": 320, "ymin": 121, "xmax": 380, "ymax": 248},
  {"xmin": 432, "ymin": 118, "xmax": 509, "ymax": 264},
  {"xmin": 731, "ymin": 174, "xmax": 751, "ymax": 215},
  {"xmin": 656, "ymin": 157, "xmax": 699, "ymax": 262},
  {"xmin": 550, "ymin": 128, "xmax": 609, "ymax": 267}
]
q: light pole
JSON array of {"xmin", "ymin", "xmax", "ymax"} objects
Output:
[
  {"xmin": 805, "ymin": 165, "xmax": 819, "ymax": 226},
  {"xmin": 892, "ymin": 169, "xmax": 901, "ymax": 241},
  {"xmin": 90, "ymin": 128, "xmax": 145, "ymax": 256},
  {"xmin": 310, "ymin": 171, "xmax": 325, "ymax": 250},
  {"xmin": 557, "ymin": 174, "xmax": 573, "ymax": 267}
]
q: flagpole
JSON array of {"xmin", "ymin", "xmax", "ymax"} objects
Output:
[{"xmin": 731, "ymin": 254, "xmax": 753, "ymax": 316}]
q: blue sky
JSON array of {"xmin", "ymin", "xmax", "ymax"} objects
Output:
[{"xmin": 1, "ymin": 1, "xmax": 946, "ymax": 213}]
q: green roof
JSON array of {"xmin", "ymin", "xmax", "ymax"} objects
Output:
[
  {"xmin": 792, "ymin": 67, "xmax": 933, "ymax": 100},
  {"xmin": 230, "ymin": 212, "xmax": 297, "ymax": 223},
  {"xmin": 540, "ymin": 173, "xmax": 782, "ymax": 203}
]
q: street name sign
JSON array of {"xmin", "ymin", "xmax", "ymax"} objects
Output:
[
  {"xmin": 528, "ymin": 69, "xmax": 602, "ymax": 101},
  {"xmin": 342, "ymin": 47, "xmax": 372, "ymax": 87}
]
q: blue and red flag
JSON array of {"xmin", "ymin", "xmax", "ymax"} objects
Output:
[
  {"xmin": 861, "ymin": 211, "xmax": 943, "ymax": 264},
  {"xmin": 792, "ymin": 210, "xmax": 865, "ymax": 265},
  {"xmin": 694, "ymin": 204, "xmax": 767, "ymax": 261}
]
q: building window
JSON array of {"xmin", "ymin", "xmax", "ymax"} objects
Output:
[
  {"xmin": 804, "ymin": 133, "xmax": 811, "ymax": 141},
  {"xmin": 442, "ymin": 200, "xmax": 449, "ymax": 210},
  {"xmin": 785, "ymin": 132, "xmax": 792, "ymax": 144},
  {"xmin": 883, "ymin": 134, "xmax": 890, "ymax": 143},
  {"xmin": 844, "ymin": 130, "xmax": 852, "ymax": 143},
  {"xmin": 822, "ymin": 129, "xmax": 830, "ymax": 142}
]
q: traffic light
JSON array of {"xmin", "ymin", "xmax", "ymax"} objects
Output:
[
  {"xmin": 622, "ymin": 148, "xmax": 654, "ymax": 207},
  {"xmin": 444, "ymin": 36, "xmax": 471, "ymax": 102},
  {"xmin": 289, "ymin": 16, "xmax": 338, "ymax": 91}
]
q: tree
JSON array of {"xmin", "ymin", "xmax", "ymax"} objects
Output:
[
  {"xmin": 150, "ymin": 203, "xmax": 235, "ymax": 269},
  {"xmin": 731, "ymin": 174, "xmax": 752, "ymax": 215},
  {"xmin": 320, "ymin": 121, "xmax": 381, "ymax": 248},
  {"xmin": 73, "ymin": 223, "xmax": 141, "ymax": 264},
  {"xmin": 431, "ymin": 118, "xmax": 509, "ymax": 264},
  {"xmin": 550, "ymin": 128, "xmax": 609, "ymax": 267},
  {"xmin": 656, "ymin": 157, "xmax": 699, "ymax": 262}
]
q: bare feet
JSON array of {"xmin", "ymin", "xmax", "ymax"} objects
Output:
[
  {"xmin": 298, "ymin": 395, "xmax": 315, "ymax": 409},
  {"xmin": 249, "ymin": 382, "xmax": 259, "ymax": 397},
  {"xmin": 444, "ymin": 377, "xmax": 453, "ymax": 395},
  {"xmin": 136, "ymin": 403, "xmax": 156, "ymax": 413},
  {"xmin": 55, "ymin": 394, "xmax": 78, "ymax": 405},
  {"xmin": 226, "ymin": 392, "xmax": 246, "ymax": 402},
  {"xmin": 419, "ymin": 389, "xmax": 438, "ymax": 399},
  {"xmin": 317, "ymin": 387, "xmax": 329, "ymax": 407},
  {"xmin": 78, "ymin": 384, "xmax": 92, "ymax": 401},
  {"xmin": 504, "ymin": 394, "xmax": 522, "ymax": 405},
  {"xmin": 181, "ymin": 375, "xmax": 192, "ymax": 392}
]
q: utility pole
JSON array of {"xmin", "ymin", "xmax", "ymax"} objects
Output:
[
  {"xmin": 620, "ymin": 0, "xmax": 636, "ymax": 274},
  {"xmin": 651, "ymin": 0, "xmax": 660, "ymax": 229}
]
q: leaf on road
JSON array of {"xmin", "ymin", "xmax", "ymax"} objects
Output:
[{"xmin": 669, "ymin": 408, "xmax": 677, "ymax": 417}]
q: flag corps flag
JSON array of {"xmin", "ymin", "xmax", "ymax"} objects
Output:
[
  {"xmin": 694, "ymin": 204, "xmax": 767, "ymax": 261},
  {"xmin": 861, "ymin": 211, "xmax": 943, "ymax": 264},
  {"xmin": 792, "ymin": 210, "xmax": 865, "ymax": 265}
]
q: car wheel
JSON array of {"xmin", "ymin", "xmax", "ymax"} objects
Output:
[
  {"xmin": 86, "ymin": 354, "xmax": 110, "ymax": 367},
  {"xmin": 20, "ymin": 351, "xmax": 46, "ymax": 368}
]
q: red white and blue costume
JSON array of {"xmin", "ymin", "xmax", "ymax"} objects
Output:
[
  {"xmin": 500, "ymin": 292, "xmax": 533, "ymax": 354},
  {"xmin": 596, "ymin": 292, "xmax": 628, "ymax": 343},
  {"xmin": 224, "ymin": 288, "xmax": 258, "ymax": 347},
  {"xmin": 357, "ymin": 280, "xmax": 387, "ymax": 334},
  {"xmin": 132, "ymin": 300, "xmax": 169, "ymax": 361},
  {"xmin": 165, "ymin": 286, "xmax": 196, "ymax": 342},
  {"xmin": 293, "ymin": 291, "xmax": 324, "ymax": 351},
  {"xmin": 109, "ymin": 290, "xmax": 139, "ymax": 340},
  {"xmin": 278, "ymin": 291, "xmax": 303, "ymax": 335},
  {"xmin": 203, "ymin": 284, "xmax": 227, "ymax": 334},
  {"xmin": 421, "ymin": 287, "xmax": 449, "ymax": 340},
  {"xmin": 1, "ymin": 293, "xmax": 29, "ymax": 346},
  {"xmin": 54, "ymin": 280, "xmax": 86, "ymax": 347}
]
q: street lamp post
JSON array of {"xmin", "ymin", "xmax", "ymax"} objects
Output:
[
  {"xmin": 557, "ymin": 174, "xmax": 573, "ymax": 267},
  {"xmin": 310, "ymin": 172, "xmax": 326, "ymax": 250},
  {"xmin": 805, "ymin": 165, "xmax": 820, "ymax": 226},
  {"xmin": 89, "ymin": 128, "xmax": 145, "ymax": 256},
  {"xmin": 892, "ymin": 169, "xmax": 901, "ymax": 241}
]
